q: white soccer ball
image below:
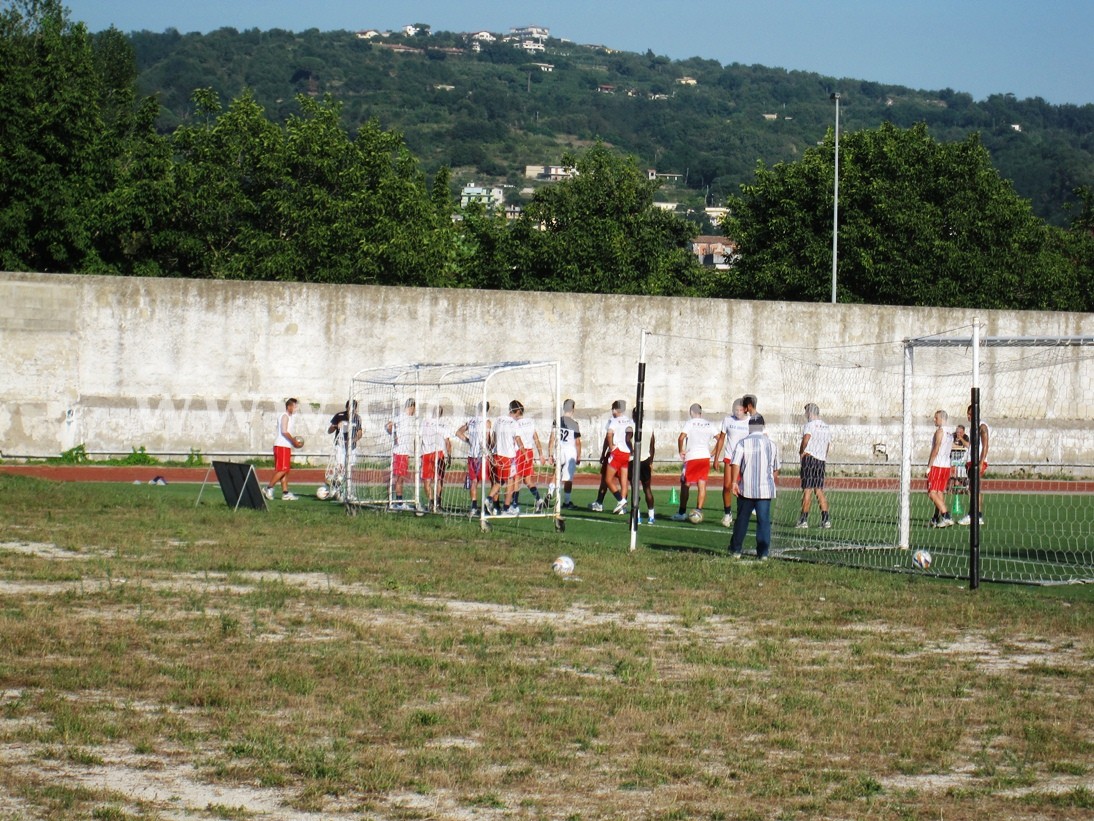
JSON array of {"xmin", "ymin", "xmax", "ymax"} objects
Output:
[
  {"xmin": 688, "ymin": 509, "xmax": 704, "ymax": 524},
  {"xmin": 315, "ymin": 485, "xmax": 330, "ymax": 500},
  {"xmin": 552, "ymin": 555, "xmax": 575, "ymax": 576},
  {"xmin": 912, "ymin": 549, "xmax": 932, "ymax": 570}
]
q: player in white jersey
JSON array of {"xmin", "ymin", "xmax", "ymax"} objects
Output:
[
  {"xmin": 548, "ymin": 398, "xmax": 582, "ymax": 509},
  {"xmin": 959, "ymin": 404, "xmax": 991, "ymax": 526},
  {"xmin": 926, "ymin": 409, "xmax": 955, "ymax": 527},
  {"xmin": 671, "ymin": 403, "xmax": 717, "ymax": 521},
  {"xmin": 510, "ymin": 400, "xmax": 546, "ymax": 513},
  {"xmin": 713, "ymin": 398, "xmax": 750, "ymax": 527},
  {"xmin": 590, "ymin": 399, "xmax": 634, "ymax": 514},
  {"xmin": 420, "ymin": 406, "xmax": 453, "ymax": 512},
  {"xmin": 796, "ymin": 403, "xmax": 832, "ymax": 529},
  {"xmin": 456, "ymin": 402, "xmax": 491, "ymax": 516},
  {"xmin": 385, "ymin": 398, "xmax": 417, "ymax": 509},
  {"xmin": 486, "ymin": 404, "xmax": 519, "ymax": 514}
]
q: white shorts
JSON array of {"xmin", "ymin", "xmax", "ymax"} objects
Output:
[{"xmin": 560, "ymin": 448, "xmax": 578, "ymax": 482}]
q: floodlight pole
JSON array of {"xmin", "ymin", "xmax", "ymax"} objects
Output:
[{"xmin": 830, "ymin": 92, "xmax": 841, "ymax": 304}]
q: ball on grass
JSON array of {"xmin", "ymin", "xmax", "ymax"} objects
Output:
[
  {"xmin": 552, "ymin": 555, "xmax": 575, "ymax": 576},
  {"xmin": 912, "ymin": 549, "xmax": 932, "ymax": 570},
  {"xmin": 687, "ymin": 509, "xmax": 704, "ymax": 524},
  {"xmin": 316, "ymin": 485, "xmax": 330, "ymax": 500}
]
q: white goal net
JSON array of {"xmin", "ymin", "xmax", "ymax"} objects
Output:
[{"xmin": 343, "ymin": 362, "xmax": 562, "ymax": 528}]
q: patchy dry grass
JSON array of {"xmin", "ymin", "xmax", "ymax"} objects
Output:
[{"xmin": 0, "ymin": 475, "xmax": 1091, "ymax": 819}]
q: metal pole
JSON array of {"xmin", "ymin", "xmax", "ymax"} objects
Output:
[
  {"xmin": 629, "ymin": 330, "xmax": 648, "ymax": 553},
  {"xmin": 969, "ymin": 322, "xmax": 981, "ymax": 590},
  {"xmin": 831, "ymin": 93, "xmax": 840, "ymax": 304}
]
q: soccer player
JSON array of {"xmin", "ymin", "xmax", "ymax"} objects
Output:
[
  {"xmin": 959, "ymin": 405, "xmax": 991, "ymax": 526},
  {"xmin": 385, "ymin": 398, "xmax": 417, "ymax": 510},
  {"xmin": 713, "ymin": 398, "xmax": 750, "ymax": 527},
  {"xmin": 635, "ymin": 431, "xmax": 658, "ymax": 523},
  {"xmin": 590, "ymin": 400, "xmax": 633, "ymax": 514},
  {"xmin": 420, "ymin": 405, "xmax": 452, "ymax": 512},
  {"xmin": 548, "ymin": 398, "xmax": 582, "ymax": 509},
  {"xmin": 671, "ymin": 403, "xmax": 717, "ymax": 522},
  {"xmin": 486, "ymin": 400, "xmax": 522, "ymax": 515},
  {"xmin": 265, "ymin": 397, "xmax": 303, "ymax": 501},
  {"xmin": 455, "ymin": 401, "xmax": 491, "ymax": 517},
  {"xmin": 926, "ymin": 409, "xmax": 955, "ymax": 527},
  {"xmin": 511, "ymin": 400, "xmax": 546, "ymax": 513},
  {"xmin": 727, "ymin": 414, "xmax": 780, "ymax": 559},
  {"xmin": 796, "ymin": 402, "xmax": 832, "ymax": 529}
]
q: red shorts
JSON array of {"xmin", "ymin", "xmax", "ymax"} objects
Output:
[
  {"xmin": 927, "ymin": 465, "xmax": 950, "ymax": 493},
  {"xmin": 492, "ymin": 455, "xmax": 513, "ymax": 482},
  {"xmin": 467, "ymin": 457, "xmax": 485, "ymax": 484},
  {"xmin": 683, "ymin": 458, "xmax": 711, "ymax": 485},
  {"xmin": 608, "ymin": 448, "xmax": 631, "ymax": 472},
  {"xmin": 421, "ymin": 451, "xmax": 446, "ymax": 480},
  {"xmin": 392, "ymin": 453, "xmax": 410, "ymax": 479},
  {"xmin": 274, "ymin": 446, "xmax": 292, "ymax": 472},
  {"xmin": 965, "ymin": 460, "xmax": 988, "ymax": 477},
  {"xmin": 516, "ymin": 448, "xmax": 534, "ymax": 478}
]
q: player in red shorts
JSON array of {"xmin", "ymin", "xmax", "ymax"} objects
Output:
[
  {"xmin": 385, "ymin": 398, "xmax": 417, "ymax": 510},
  {"xmin": 926, "ymin": 409, "xmax": 955, "ymax": 527},
  {"xmin": 671, "ymin": 403, "xmax": 716, "ymax": 521},
  {"xmin": 265, "ymin": 397, "xmax": 303, "ymax": 501}
]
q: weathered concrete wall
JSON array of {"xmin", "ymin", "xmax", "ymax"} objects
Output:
[{"xmin": 2, "ymin": 271, "xmax": 1092, "ymax": 465}]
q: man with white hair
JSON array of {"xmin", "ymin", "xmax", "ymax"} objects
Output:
[{"xmin": 728, "ymin": 414, "xmax": 781, "ymax": 560}]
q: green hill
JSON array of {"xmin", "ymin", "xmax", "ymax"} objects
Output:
[{"xmin": 127, "ymin": 26, "xmax": 1094, "ymax": 227}]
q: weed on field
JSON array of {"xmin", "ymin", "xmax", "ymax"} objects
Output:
[{"xmin": 0, "ymin": 475, "xmax": 1091, "ymax": 819}]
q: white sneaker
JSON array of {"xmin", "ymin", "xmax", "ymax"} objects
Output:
[
  {"xmin": 671, "ymin": 512, "xmax": 688, "ymax": 522},
  {"xmin": 646, "ymin": 515, "xmax": 656, "ymax": 524},
  {"xmin": 504, "ymin": 505, "xmax": 520, "ymax": 516},
  {"xmin": 795, "ymin": 519, "xmax": 809, "ymax": 529},
  {"xmin": 588, "ymin": 502, "xmax": 603, "ymax": 512},
  {"xmin": 282, "ymin": 492, "xmax": 299, "ymax": 501},
  {"xmin": 534, "ymin": 498, "xmax": 546, "ymax": 514},
  {"xmin": 937, "ymin": 515, "xmax": 954, "ymax": 528},
  {"xmin": 821, "ymin": 519, "xmax": 832, "ymax": 529},
  {"xmin": 263, "ymin": 487, "xmax": 274, "ymax": 501},
  {"xmin": 612, "ymin": 499, "xmax": 627, "ymax": 515},
  {"xmin": 958, "ymin": 514, "xmax": 971, "ymax": 526},
  {"xmin": 721, "ymin": 514, "xmax": 733, "ymax": 528}
]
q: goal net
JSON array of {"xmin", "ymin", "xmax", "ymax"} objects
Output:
[
  {"xmin": 633, "ymin": 328, "xmax": 1093, "ymax": 584},
  {"xmin": 774, "ymin": 333, "xmax": 1094, "ymax": 584},
  {"xmin": 345, "ymin": 362, "xmax": 561, "ymax": 527}
]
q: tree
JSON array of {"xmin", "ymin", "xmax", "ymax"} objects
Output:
[
  {"xmin": 0, "ymin": 0, "xmax": 108, "ymax": 271},
  {"xmin": 723, "ymin": 122, "xmax": 1082, "ymax": 310},
  {"xmin": 510, "ymin": 143, "xmax": 704, "ymax": 296}
]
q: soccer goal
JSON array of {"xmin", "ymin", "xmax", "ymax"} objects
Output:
[
  {"xmin": 775, "ymin": 332, "xmax": 1094, "ymax": 585},
  {"xmin": 345, "ymin": 361, "xmax": 562, "ymax": 531}
]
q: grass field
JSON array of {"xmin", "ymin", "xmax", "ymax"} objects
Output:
[{"xmin": 1, "ymin": 474, "xmax": 1092, "ymax": 820}]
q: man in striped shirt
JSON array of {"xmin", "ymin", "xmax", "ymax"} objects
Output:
[{"xmin": 728, "ymin": 414, "xmax": 781, "ymax": 560}]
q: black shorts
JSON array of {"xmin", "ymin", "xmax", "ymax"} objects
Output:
[
  {"xmin": 639, "ymin": 457, "xmax": 652, "ymax": 486},
  {"xmin": 800, "ymin": 454, "xmax": 826, "ymax": 489}
]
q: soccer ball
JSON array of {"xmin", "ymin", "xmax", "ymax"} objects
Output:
[
  {"xmin": 552, "ymin": 555, "xmax": 575, "ymax": 576},
  {"xmin": 912, "ymin": 549, "xmax": 932, "ymax": 570},
  {"xmin": 295, "ymin": 437, "xmax": 305, "ymax": 448},
  {"xmin": 687, "ymin": 509, "xmax": 704, "ymax": 524},
  {"xmin": 315, "ymin": 485, "xmax": 330, "ymax": 500}
]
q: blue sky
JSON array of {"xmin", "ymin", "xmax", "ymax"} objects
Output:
[{"xmin": 64, "ymin": 0, "xmax": 1094, "ymax": 106}]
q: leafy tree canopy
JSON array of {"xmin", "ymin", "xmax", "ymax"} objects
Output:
[{"xmin": 723, "ymin": 123, "xmax": 1085, "ymax": 310}]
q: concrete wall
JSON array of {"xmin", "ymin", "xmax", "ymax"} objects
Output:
[{"xmin": 2, "ymin": 271, "xmax": 1092, "ymax": 466}]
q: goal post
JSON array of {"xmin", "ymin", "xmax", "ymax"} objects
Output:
[{"xmin": 344, "ymin": 361, "xmax": 562, "ymax": 529}]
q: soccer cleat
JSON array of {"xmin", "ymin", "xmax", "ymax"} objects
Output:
[
  {"xmin": 504, "ymin": 505, "xmax": 520, "ymax": 516},
  {"xmin": 958, "ymin": 514, "xmax": 971, "ymax": 526},
  {"xmin": 721, "ymin": 514, "xmax": 733, "ymax": 528},
  {"xmin": 282, "ymin": 491, "xmax": 299, "ymax": 501},
  {"xmin": 821, "ymin": 519, "xmax": 832, "ymax": 529},
  {"xmin": 562, "ymin": 500, "xmax": 576, "ymax": 510},
  {"xmin": 534, "ymin": 498, "xmax": 546, "ymax": 514},
  {"xmin": 671, "ymin": 512, "xmax": 688, "ymax": 522},
  {"xmin": 646, "ymin": 515, "xmax": 656, "ymax": 524},
  {"xmin": 612, "ymin": 499, "xmax": 628, "ymax": 515},
  {"xmin": 795, "ymin": 518, "xmax": 809, "ymax": 529},
  {"xmin": 937, "ymin": 515, "xmax": 955, "ymax": 528},
  {"xmin": 263, "ymin": 486, "xmax": 274, "ymax": 501},
  {"xmin": 588, "ymin": 502, "xmax": 603, "ymax": 512}
]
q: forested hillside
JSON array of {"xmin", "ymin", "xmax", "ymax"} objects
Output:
[{"xmin": 128, "ymin": 25, "xmax": 1094, "ymax": 226}]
